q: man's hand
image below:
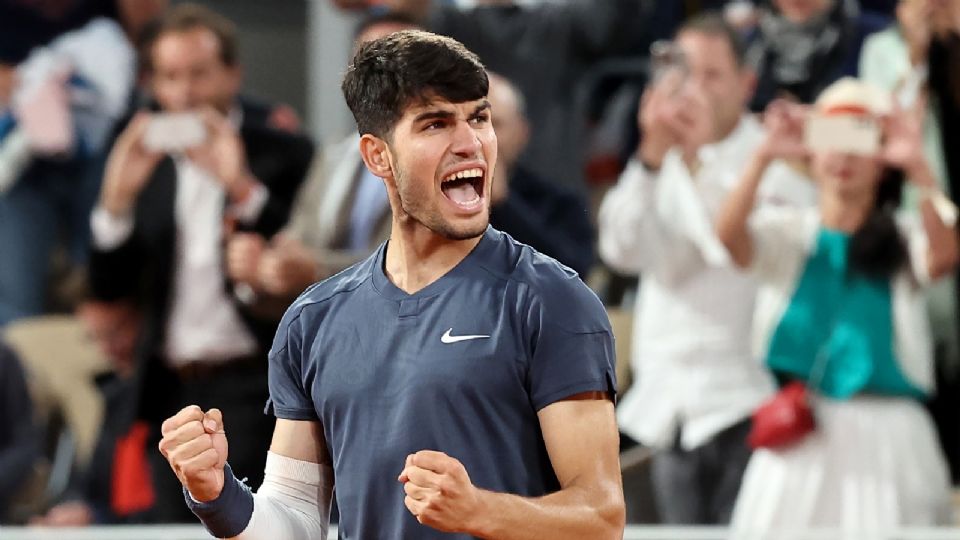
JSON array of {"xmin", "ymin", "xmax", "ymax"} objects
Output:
[
  {"xmin": 637, "ymin": 72, "xmax": 684, "ymax": 170},
  {"xmin": 672, "ymin": 86, "xmax": 714, "ymax": 168},
  {"xmin": 757, "ymin": 99, "xmax": 809, "ymax": 163},
  {"xmin": 637, "ymin": 71, "xmax": 713, "ymax": 171},
  {"xmin": 398, "ymin": 450, "xmax": 483, "ymax": 534},
  {"xmin": 100, "ymin": 113, "xmax": 163, "ymax": 217},
  {"xmin": 187, "ymin": 107, "xmax": 256, "ymax": 202},
  {"xmin": 158, "ymin": 405, "xmax": 229, "ymax": 503},
  {"xmin": 258, "ymin": 235, "xmax": 320, "ymax": 296},
  {"xmin": 226, "ymin": 232, "xmax": 267, "ymax": 286}
]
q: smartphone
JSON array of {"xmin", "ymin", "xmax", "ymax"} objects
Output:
[
  {"xmin": 804, "ymin": 114, "xmax": 880, "ymax": 156},
  {"xmin": 649, "ymin": 40, "xmax": 688, "ymax": 90},
  {"xmin": 143, "ymin": 112, "xmax": 206, "ymax": 153}
]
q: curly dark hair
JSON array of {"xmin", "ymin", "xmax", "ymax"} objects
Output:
[{"xmin": 341, "ymin": 30, "xmax": 488, "ymax": 140}]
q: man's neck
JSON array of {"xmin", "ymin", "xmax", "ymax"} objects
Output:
[
  {"xmin": 715, "ymin": 114, "xmax": 744, "ymax": 144},
  {"xmin": 384, "ymin": 219, "xmax": 483, "ymax": 294}
]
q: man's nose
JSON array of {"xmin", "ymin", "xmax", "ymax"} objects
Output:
[{"xmin": 451, "ymin": 120, "xmax": 482, "ymax": 157}]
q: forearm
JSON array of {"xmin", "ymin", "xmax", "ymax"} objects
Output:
[
  {"xmin": 469, "ymin": 483, "xmax": 623, "ymax": 540},
  {"xmin": 715, "ymin": 151, "xmax": 769, "ymax": 267},
  {"xmin": 597, "ymin": 159, "xmax": 661, "ymax": 273},
  {"xmin": 188, "ymin": 454, "xmax": 332, "ymax": 540},
  {"xmin": 911, "ymin": 163, "xmax": 959, "ymax": 279}
]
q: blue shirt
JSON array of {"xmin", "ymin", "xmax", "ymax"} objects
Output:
[
  {"xmin": 266, "ymin": 227, "xmax": 616, "ymax": 539},
  {"xmin": 766, "ymin": 228, "xmax": 925, "ymax": 399},
  {"xmin": 346, "ymin": 167, "xmax": 389, "ymax": 252}
]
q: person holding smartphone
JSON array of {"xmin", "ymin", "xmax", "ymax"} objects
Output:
[
  {"xmin": 87, "ymin": 4, "xmax": 313, "ymax": 522},
  {"xmin": 717, "ymin": 78, "xmax": 957, "ymax": 534},
  {"xmin": 598, "ymin": 14, "xmax": 815, "ymax": 524}
]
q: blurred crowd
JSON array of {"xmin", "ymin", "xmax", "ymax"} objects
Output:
[{"xmin": 1, "ymin": 0, "xmax": 959, "ymax": 533}]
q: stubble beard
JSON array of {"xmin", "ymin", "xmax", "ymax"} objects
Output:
[{"xmin": 395, "ymin": 167, "xmax": 488, "ymax": 241}]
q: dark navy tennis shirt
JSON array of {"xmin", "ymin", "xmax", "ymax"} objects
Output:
[{"xmin": 266, "ymin": 227, "xmax": 615, "ymax": 539}]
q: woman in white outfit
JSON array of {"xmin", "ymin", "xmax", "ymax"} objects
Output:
[{"xmin": 716, "ymin": 78, "xmax": 958, "ymax": 537}]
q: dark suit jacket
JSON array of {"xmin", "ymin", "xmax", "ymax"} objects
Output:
[
  {"xmin": 0, "ymin": 342, "xmax": 39, "ymax": 519},
  {"xmin": 490, "ymin": 167, "xmax": 595, "ymax": 278},
  {"xmin": 88, "ymin": 99, "xmax": 314, "ymax": 422}
]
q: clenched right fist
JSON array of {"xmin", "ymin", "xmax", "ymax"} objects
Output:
[{"xmin": 159, "ymin": 405, "xmax": 229, "ymax": 502}]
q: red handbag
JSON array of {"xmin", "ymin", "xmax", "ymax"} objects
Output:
[{"xmin": 747, "ymin": 380, "xmax": 816, "ymax": 450}]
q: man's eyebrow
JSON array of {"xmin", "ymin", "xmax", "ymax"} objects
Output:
[
  {"xmin": 411, "ymin": 101, "xmax": 491, "ymax": 124},
  {"xmin": 412, "ymin": 109, "xmax": 456, "ymax": 124},
  {"xmin": 471, "ymin": 101, "xmax": 491, "ymax": 116}
]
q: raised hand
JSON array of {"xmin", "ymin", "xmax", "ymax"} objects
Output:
[
  {"xmin": 398, "ymin": 450, "xmax": 482, "ymax": 533},
  {"xmin": 257, "ymin": 234, "xmax": 319, "ymax": 297},
  {"xmin": 226, "ymin": 232, "xmax": 267, "ymax": 286},
  {"xmin": 758, "ymin": 99, "xmax": 810, "ymax": 162},
  {"xmin": 158, "ymin": 405, "xmax": 229, "ymax": 503},
  {"xmin": 100, "ymin": 113, "xmax": 164, "ymax": 217},
  {"xmin": 881, "ymin": 105, "xmax": 925, "ymax": 170},
  {"xmin": 187, "ymin": 107, "xmax": 254, "ymax": 202},
  {"xmin": 637, "ymin": 70, "xmax": 686, "ymax": 170}
]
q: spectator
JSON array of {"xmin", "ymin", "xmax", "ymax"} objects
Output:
[
  {"xmin": 747, "ymin": 0, "xmax": 889, "ymax": 111},
  {"xmin": 860, "ymin": 0, "xmax": 960, "ymax": 482},
  {"xmin": 598, "ymin": 14, "xmax": 814, "ymax": 524},
  {"xmin": 226, "ymin": 12, "xmax": 419, "ymax": 307},
  {"xmin": 0, "ymin": 340, "xmax": 39, "ymax": 523},
  {"xmin": 334, "ymin": 0, "xmax": 647, "ymax": 189},
  {"xmin": 87, "ymin": 3, "xmax": 314, "ymax": 522},
  {"xmin": 28, "ymin": 300, "xmax": 146, "ymax": 526},
  {"xmin": 487, "ymin": 72, "xmax": 595, "ymax": 277},
  {"xmin": 717, "ymin": 79, "xmax": 957, "ymax": 534},
  {"xmin": 0, "ymin": 0, "xmax": 166, "ymax": 326}
]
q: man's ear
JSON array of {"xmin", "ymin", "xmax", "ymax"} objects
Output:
[{"xmin": 359, "ymin": 134, "xmax": 393, "ymax": 179}]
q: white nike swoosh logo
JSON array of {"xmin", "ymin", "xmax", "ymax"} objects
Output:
[{"xmin": 440, "ymin": 328, "xmax": 491, "ymax": 344}]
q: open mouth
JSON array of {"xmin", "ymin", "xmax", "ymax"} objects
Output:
[{"xmin": 440, "ymin": 167, "xmax": 485, "ymax": 210}]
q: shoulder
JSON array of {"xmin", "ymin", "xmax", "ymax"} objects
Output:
[
  {"xmin": 856, "ymin": 11, "xmax": 894, "ymax": 39},
  {"xmin": 862, "ymin": 25, "xmax": 902, "ymax": 50},
  {"xmin": 490, "ymin": 229, "xmax": 609, "ymax": 333},
  {"xmin": 270, "ymin": 252, "xmax": 377, "ymax": 354}
]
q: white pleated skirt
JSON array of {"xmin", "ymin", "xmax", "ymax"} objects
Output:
[{"xmin": 730, "ymin": 395, "xmax": 953, "ymax": 539}]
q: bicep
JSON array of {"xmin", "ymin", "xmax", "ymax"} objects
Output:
[
  {"xmin": 537, "ymin": 394, "xmax": 620, "ymax": 490},
  {"xmin": 269, "ymin": 419, "xmax": 330, "ymax": 466}
]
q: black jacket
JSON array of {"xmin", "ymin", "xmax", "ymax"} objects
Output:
[
  {"xmin": 0, "ymin": 342, "xmax": 39, "ymax": 520},
  {"xmin": 88, "ymin": 99, "xmax": 314, "ymax": 422}
]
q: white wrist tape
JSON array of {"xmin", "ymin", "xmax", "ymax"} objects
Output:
[{"xmin": 235, "ymin": 451, "xmax": 334, "ymax": 540}]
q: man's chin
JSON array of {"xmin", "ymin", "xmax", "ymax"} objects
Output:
[{"xmin": 435, "ymin": 215, "xmax": 488, "ymax": 241}]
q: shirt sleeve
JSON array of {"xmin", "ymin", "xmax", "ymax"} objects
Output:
[
  {"xmin": 90, "ymin": 205, "xmax": 134, "ymax": 251},
  {"xmin": 524, "ymin": 272, "xmax": 617, "ymax": 411},
  {"xmin": 596, "ymin": 158, "xmax": 660, "ymax": 275},
  {"xmin": 265, "ymin": 303, "xmax": 318, "ymax": 421},
  {"xmin": 748, "ymin": 204, "xmax": 815, "ymax": 284},
  {"xmin": 230, "ymin": 182, "xmax": 270, "ymax": 226}
]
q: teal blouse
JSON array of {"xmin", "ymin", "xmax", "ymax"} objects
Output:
[{"xmin": 766, "ymin": 228, "xmax": 927, "ymax": 399}]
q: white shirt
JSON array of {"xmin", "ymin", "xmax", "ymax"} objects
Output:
[
  {"xmin": 598, "ymin": 115, "xmax": 816, "ymax": 450},
  {"xmin": 91, "ymin": 139, "xmax": 268, "ymax": 367}
]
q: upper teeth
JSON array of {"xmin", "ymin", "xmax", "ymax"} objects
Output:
[{"xmin": 443, "ymin": 168, "xmax": 483, "ymax": 182}]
